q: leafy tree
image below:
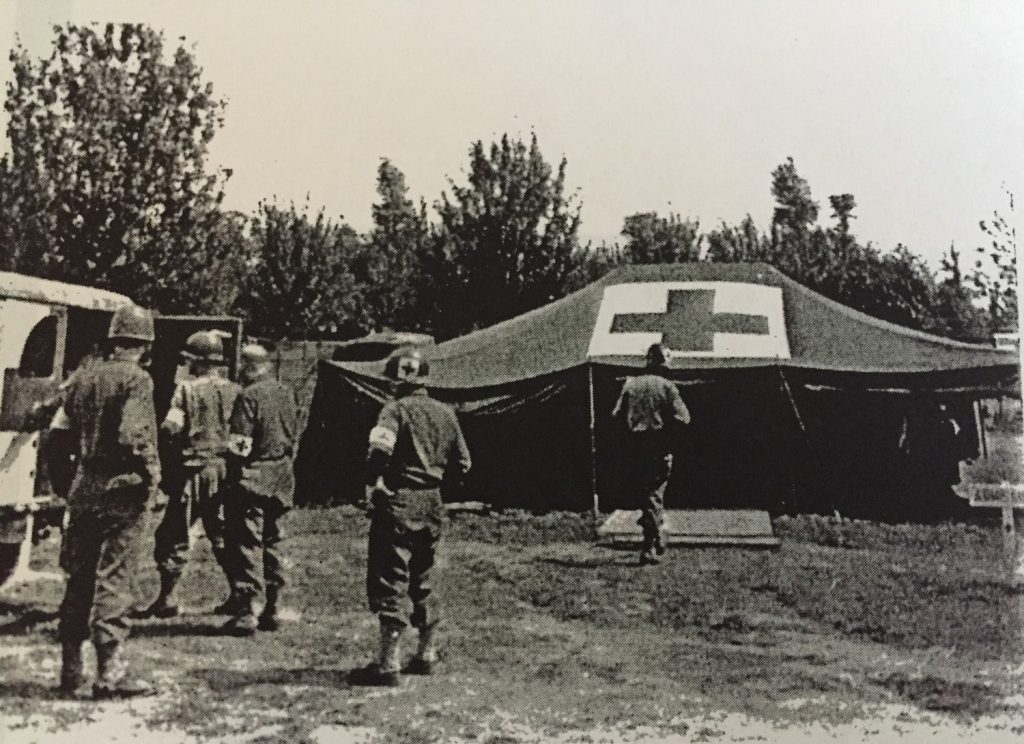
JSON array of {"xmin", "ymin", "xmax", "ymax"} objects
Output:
[
  {"xmin": 829, "ymin": 193, "xmax": 857, "ymax": 265},
  {"xmin": 187, "ymin": 209, "xmax": 252, "ymax": 315},
  {"xmin": 771, "ymin": 157, "xmax": 819, "ymax": 237},
  {"xmin": 969, "ymin": 186, "xmax": 1018, "ymax": 333},
  {"xmin": 933, "ymin": 244, "xmax": 990, "ymax": 341},
  {"xmin": 703, "ymin": 215, "xmax": 771, "ymax": 263},
  {"xmin": 565, "ymin": 241, "xmax": 625, "ymax": 291},
  {"xmin": 829, "ymin": 194, "xmax": 856, "ymax": 233},
  {"xmin": 701, "ymin": 161, "xmax": 950, "ymax": 333},
  {"xmin": 354, "ymin": 159, "xmax": 431, "ymax": 332},
  {"xmin": 0, "ymin": 23, "xmax": 235, "ymax": 313},
  {"xmin": 428, "ymin": 133, "xmax": 583, "ymax": 337},
  {"xmin": 865, "ymin": 244, "xmax": 941, "ymax": 330},
  {"xmin": 240, "ymin": 199, "xmax": 363, "ymax": 340},
  {"xmin": 620, "ymin": 212, "xmax": 701, "ymax": 264}
]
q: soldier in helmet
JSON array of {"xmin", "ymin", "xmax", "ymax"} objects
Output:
[
  {"xmin": 612, "ymin": 343, "xmax": 691, "ymax": 565},
  {"xmin": 54, "ymin": 305, "xmax": 161, "ymax": 699},
  {"xmin": 222, "ymin": 343, "xmax": 298, "ymax": 636},
  {"xmin": 352, "ymin": 346, "xmax": 472, "ymax": 687},
  {"xmin": 135, "ymin": 330, "xmax": 242, "ymax": 618}
]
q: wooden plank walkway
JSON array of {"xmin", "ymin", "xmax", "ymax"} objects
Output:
[{"xmin": 597, "ymin": 509, "xmax": 781, "ymax": 548}]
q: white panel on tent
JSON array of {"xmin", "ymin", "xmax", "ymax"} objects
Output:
[{"xmin": 588, "ymin": 281, "xmax": 790, "ymax": 359}]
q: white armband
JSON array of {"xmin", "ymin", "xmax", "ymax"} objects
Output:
[
  {"xmin": 369, "ymin": 425, "xmax": 397, "ymax": 454},
  {"xmin": 50, "ymin": 407, "xmax": 70, "ymax": 431},
  {"xmin": 163, "ymin": 407, "xmax": 185, "ymax": 430}
]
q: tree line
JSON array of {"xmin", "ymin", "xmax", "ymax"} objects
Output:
[{"xmin": 1, "ymin": 24, "xmax": 1016, "ymax": 343}]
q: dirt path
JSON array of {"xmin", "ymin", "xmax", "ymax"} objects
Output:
[{"xmin": 3, "ymin": 510, "xmax": 1023, "ymax": 742}]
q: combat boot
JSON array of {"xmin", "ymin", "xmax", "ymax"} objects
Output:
[
  {"xmin": 653, "ymin": 534, "xmax": 667, "ymax": 556},
  {"xmin": 638, "ymin": 550, "xmax": 660, "ymax": 566},
  {"xmin": 258, "ymin": 586, "xmax": 281, "ymax": 631},
  {"xmin": 350, "ymin": 620, "xmax": 402, "ymax": 687},
  {"xmin": 222, "ymin": 596, "xmax": 259, "ymax": 637},
  {"xmin": 404, "ymin": 625, "xmax": 438, "ymax": 675},
  {"xmin": 132, "ymin": 571, "xmax": 180, "ymax": 619},
  {"xmin": 92, "ymin": 642, "xmax": 155, "ymax": 700},
  {"xmin": 211, "ymin": 590, "xmax": 244, "ymax": 616},
  {"xmin": 58, "ymin": 641, "xmax": 87, "ymax": 697}
]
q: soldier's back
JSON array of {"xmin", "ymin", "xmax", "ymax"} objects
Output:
[
  {"xmin": 237, "ymin": 376, "xmax": 297, "ymax": 461},
  {"xmin": 387, "ymin": 392, "xmax": 462, "ymax": 487},
  {"xmin": 67, "ymin": 358, "xmax": 151, "ymax": 461},
  {"xmin": 621, "ymin": 374, "xmax": 675, "ymax": 432},
  {"xmin": 180, "ymin": 375, "xmax": 241, "ymax": 461}
]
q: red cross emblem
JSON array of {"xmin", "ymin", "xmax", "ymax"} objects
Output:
[{"xmin": 588, "ymin": 282, "xmax": 790, "ymax": 359}]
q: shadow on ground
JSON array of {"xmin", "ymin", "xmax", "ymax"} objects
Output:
[
  {"xmin": 0, "ymin": 680, "xmax": 63, "ymax": 701},
  {"xmin": 130, "ymin": 620, "xmax": 230, "ymax": 638},
  {"xmin": 191, "ymin": 666, "xmax": 352, "ymax": 692},
  {"xmin": 0, "ymin": 602, "xmax": 57, "ymax": 636}
]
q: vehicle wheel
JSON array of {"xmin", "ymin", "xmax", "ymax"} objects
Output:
[{"xmin": 0, "ymin": 514, "xmax": 32, "ymax": 590}]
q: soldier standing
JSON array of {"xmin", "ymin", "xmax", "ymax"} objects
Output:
[
  {"xmin": 55, "ymin": 305, "xmax": 161, "ymax": 699},
  {"xmin": 352, "ymin": 347, "xmax": 472, "ymax": 687},
  {"xmin": 222, "ymin": 344, "xmax": 298, "ymax": 635},
  {"xmin": 135, "ymin": 331, "xmax": 241, "ymax": 618},
  {"xmin": 612, "ymin": 343, "xmax": 691, "ymax": 565}
]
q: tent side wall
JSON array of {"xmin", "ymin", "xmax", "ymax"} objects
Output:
[
  {"xmin": 592, "ymin": 363, "xmax": 1008, "ymax": 520},
  {"xmin": 297, "ymin": 358, "xmax": 1016, "ymax": 519},
  {"xmin": 295, "ymin": 362, "xmax": 593, "ymax": 511}
]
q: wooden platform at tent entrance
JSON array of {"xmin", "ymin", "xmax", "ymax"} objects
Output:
[{"xmin": 597, "ymin": 509, "xmax": 781, "ymax": 549}]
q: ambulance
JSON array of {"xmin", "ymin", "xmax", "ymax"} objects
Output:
[{"xmin": 0, "ymin": 272, "xmax": 241, "ymax": 588}]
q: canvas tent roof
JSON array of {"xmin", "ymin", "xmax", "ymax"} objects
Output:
[{"xmin": 326, "ymin": 263, "xmax": 1017, "ymax": 389}]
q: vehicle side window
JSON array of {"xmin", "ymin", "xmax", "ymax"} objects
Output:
[
  {"xmin": 1, "ymin": 312, "xmax": 63, "ymax": 431},
  {"xmin": 19, "ymin": 315, "xmax": 58, "ymax": 378}
]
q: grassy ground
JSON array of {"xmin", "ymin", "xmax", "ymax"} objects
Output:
[
  {"xmin": 3, "ymin": 499, "xmax": 1024, "ymax": 743},
  {"xmin": 962, "ymin": 428, "xmax": 1023, "ymax": 484}
]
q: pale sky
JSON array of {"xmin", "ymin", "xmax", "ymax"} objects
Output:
[{"xmin": 1, "ymin": 0, "xmax": 1022, "ymax": 271}]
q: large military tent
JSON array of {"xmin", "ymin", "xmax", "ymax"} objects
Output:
[{"xmin": 297, "ymin": 263, "xmax": 1018, "ymax": 519}]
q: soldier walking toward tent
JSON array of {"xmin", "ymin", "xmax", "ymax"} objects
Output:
[
  {"xmin": 135, "ymin": 331, "xmax": 241, "ymax": 619},
  {"xmin": 352, "ymin": 347, "xmax": 472, "ymax": 686},
  {"xmin": 55, "ymin": 305, "xmax": 161, "ymax": 699},
  {"xmin": 612, "ymin": 343, "xmax": 691, "ymax": 565},
  {"xmin": 222, "ymin": 343, "xmax": 298, "ymax": 636}
]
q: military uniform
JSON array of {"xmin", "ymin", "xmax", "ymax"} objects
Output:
[
  {"xmin": 149, "ymin": 372, "xmax": 240, "ymax": 610},
  {"xmin": 353, "ymin": 346, "xmax": 471, "ymax": 686},
  {"xmin": 366, "ymin": 388, "xmax": 472, "ymax": 631},
  {"xmin": 224, "ymin": 370, "xmax": 298, "ymax": 631},
  {"xmin": 53, "ymin": 304, "xmax": 163, "ymax": 700},
  {"xmin": 58, "ymin": 356, "xmax": 159, "ymax": 647},
  {"xmin": 612, "ymin": 348, "xmax": 690, "ymax": 564}
]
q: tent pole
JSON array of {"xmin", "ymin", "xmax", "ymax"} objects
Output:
[
  {"xmin": 975, "ymin": 399, "xmax": 988, "ymax": 459},
  {"xmin": 588, "ymin": 364, "xmax": 599, "ymax": 519}
]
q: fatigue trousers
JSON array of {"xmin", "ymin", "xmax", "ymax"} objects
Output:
[
  {"xmin": 153, "ymin": 460, "xmax": 231, "ymax": 581},
  {"xmin": 227, "ymin": 488, "xmax": 288, "ymax": 599},
  {"xmin": 628, "ymin": 433, "xmax": 673, "ymax": 555},
  {"xmin": 367, "ymin": 487, "xmax": 444, "ymax": 630},
  {"xmin": 58, "ymin": 481, "xmax": 149, "ymax": 646}
]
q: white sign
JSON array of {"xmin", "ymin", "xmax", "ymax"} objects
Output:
[{"xmin": 587, "ymin": 282, "xmax": 791, "ymax": 359}]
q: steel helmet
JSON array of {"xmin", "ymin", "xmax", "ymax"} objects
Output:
[
  {"xmin": 646, "ymin": 342, "xmax": 671, "ymax": 368},
  {"xmin": 108, "ymin": 305, "xmax": 155, "ymax": 342},
  {"xmin": 240, "ymin": 343, "xmax": 271, "ymax": 364},
  {"xmin": 182, "ymin": 330, "xmax": 226, "ymax": 363},
  {"xmin": 384, "ymin": 346, "xmax": 430, "ymax": 383}
]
